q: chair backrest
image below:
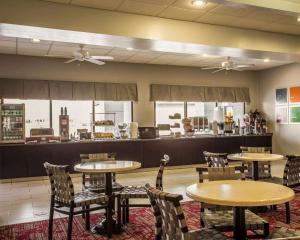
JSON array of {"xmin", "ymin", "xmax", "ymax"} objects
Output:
[
  {"xmin": 44, "ymin": 162, "xmax": 74, "ymax": 206},
  {"xmin": 155, "ymin": 154, "xmax": 170, "ymax": 191},
  {"xmin": 146, "ymin": 184, "xmax": 189, "ymax": 240},
  {"xmin": 198, "ymin": 166, "xmax": 246, "ymax": 183},
  {"xmin": 283, "ymin": 155, "xmax": 300, "ymax": 188},
  {"xmin": 240, "ymin": 146, "xmax": 272, "ymax": 153},
  {"xmin": 80, "ymin": 153, "xmax": 117, "ymax": 188},
  {"xmin": 203, "ymin": 151, "xmax": 228, "ymax": 167},
  {"xmin": 240, "ymin": 146, "xmax": 272, "ymax": 179},
  {"xmin": 80, "ymin": 153, "xmax": 116, "ymax": 162}
]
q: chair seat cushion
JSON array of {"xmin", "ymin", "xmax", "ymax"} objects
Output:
[
  {"xmin": 84, "ymin": 182, "xmax": 123, "ymax": 193},
  {"xmin": 265, "ymin": 227, "xmax": 300, "ymax": 239},
  {"xmin": 202, "ymin": 210, "xmax": 268, "ymax": 232},
  {"xmin": 74, "ymin": 191, "xmax": 108, "ymax": 207},
  {"xmin": 189, "ymin": 229, "xmax": 231, "ymax": 240},
  {"xmin": 118, "ymin": 186, "xmax": 148, "ymax": 199}
]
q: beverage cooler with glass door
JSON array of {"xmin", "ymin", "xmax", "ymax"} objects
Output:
[{"xmin": 0, "ymin": 104, "xmax": 25, "ymax": 143}]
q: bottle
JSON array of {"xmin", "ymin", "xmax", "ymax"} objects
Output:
[
  {"xmin": 64, "ymin": 107, "xmax": 67, "ymax": 115},
  {"xmin": 60, "ymin": 107, "xmax": 63, "ymax": 115}
]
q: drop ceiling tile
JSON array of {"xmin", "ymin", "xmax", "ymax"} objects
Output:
[
  {"xmin": 18, "ymin": 49, "xmax": 47, "ymax": 56},
  {"xmin": 0, "ymin": 36, "xmax": 16, "ymax": 42},
  {"xmin": 247, "ymin": 9, "xmax": 285, "ymax": 23},
  {"xmin": 118, "ymin": 0, "xmax": 167, "ymax": 16},
  {"xmin": 112, "ymin": 55, "xmax": 132, "ymax": 61},
  {"xmin": 45, "ymin": 0, "xmax": 71, "ymax": 3},
  {"xmin": 158, "ymin": 6, "xmax": 206, "ymax": 21},
  {"xmin": 18, "ymin": 42, "xmax": 50, "ymax": 53},
  {"xmin": 196, "ymin": 13, "xmax": 247, "ymax": 28},
  {"xmin": 172, "ymin": 0, "xmax": 217, "ymax": 11},
  {"xmin": 129, "ymin": 0, "xmax": 175, "ymax": 5},
  {"xmin": 208, "ymin": 4, "xmax": 255, "ymax": 17},
  {"xmin": 108, "ymin": 48, "xmax": 137, "ymax": 57},
  {"xmin": 149, "ymin": 54, "xmax": 183, "ymax": 64},
  {"xmin": 18, "ymin": 38, "xmax": 52, "ymax": 45},
  {"xmin": 52, "ymin": 42, "xmax": 80, "ymax": 47},
  {"xmin": 0, "ymin": 41, "xmax": 16, "ymax": 54},
  {"xmin": 266, "ymin": 23, "xmax": 300, "ymax": 35},
  {"xmin": 275, "ymin": 15, "xmax": 300, "ymax": 26},
  {"xmin": 71, "ymin": 0, "xmax": 124, "ymax": 10},
  {"xmin": 0, "ymin": 40, "xmax": 16, "ymax": 48},
  {"xmin": 87, "ymin": 48, "xmax": 111, "ymax": 56}
]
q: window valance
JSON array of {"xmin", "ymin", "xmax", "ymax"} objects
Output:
[
  {"xmin": 150, "ymin": 84, "xmax": 250, "ymax": 103},
  {"xmin": 0, "ymin": 78, "xmax": 138, "ymax": 101}
]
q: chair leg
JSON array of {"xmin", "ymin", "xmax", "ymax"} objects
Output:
[
  {"xmin": 121, "ymin": 199, "xmax": 126, "ymax": 225},
  {"xmin": 125, "ymin": 199, "xmax": 129, "ymax": 223},
  {"xmin": 117, "ymin": 196, "xmax": 122, "ymax": 230},
  {"xmin": 48, "ymin": 197, "xmax": 54, "ymax": 240},
  {"xmin": 200, "ymin": 207, "xmax": 205, "ymax": 228},
  {"xmin": 82, "ymin": 206, "xmax": 85, "ymax": 219},
  {"xmin": 85, "ymin": 206, "xmax": 90, "ymax": 230},
  {"xmin": 285, "ymin": 202, "xmax": 291, "ymax": 224},
  {"xmin": 67, "ymin": 206, "xmax": 74, "ymax": 240}
]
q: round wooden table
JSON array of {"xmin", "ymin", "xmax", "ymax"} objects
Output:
[
  {"xmin": 186, "ymin": 180, "xmax": 294, "ymax": 240},
  {"xmin": 74, "ymin": 160, "xmax": 141, "ymax": 238},
  {"xmin": 227, "ymin": 153, "xmax": 284, "ymax": 180}
]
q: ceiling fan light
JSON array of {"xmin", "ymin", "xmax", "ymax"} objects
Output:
[{"xmin": 191, "ymin": 0, "xmax": 207, "ymax": 8}]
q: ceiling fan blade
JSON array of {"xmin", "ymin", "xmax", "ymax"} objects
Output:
[
  {"xmin": 64, "ymin": 59, "xmax": 77, "ymax": 64},
  {"xmin": 202, "ymin": 67, "xmax": 222, "ymax": 70},
  {"xmin": 90, "ymin": 56, "xmax": 114, "ymax": 60},
  {"xmin": 86, "ymin": 58, "xmax": 105, "ymax": 65},
  {"xmin": 212, "ymin": 68, "xmax": 225, "ymax": 74}
]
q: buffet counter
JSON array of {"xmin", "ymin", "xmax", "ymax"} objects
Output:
[{"xmin": 0, "ymin": 134, "xmax": 272, "ymax": 179}]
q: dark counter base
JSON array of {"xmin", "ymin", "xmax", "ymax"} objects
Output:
[{"xmin": 0, "ymin": 135, "xmax": 272, "ymax": 179}]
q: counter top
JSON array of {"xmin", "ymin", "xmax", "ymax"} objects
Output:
[{"xmin": 0, "ymin": 133, "xmax": 273, "ymax": 146}]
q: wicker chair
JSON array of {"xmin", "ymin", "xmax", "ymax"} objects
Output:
[
  {"xmin": 197, "ymin": 166, "xmax": 269, "ymax": 239},
  {"xmin": 264, "ymin": 155, "xmax": 300, "ymax": 224},
  {"xmin": 264, "ymin": 227, "xmax": 300, "ymax": 239},
  {"xmin": 240, "ymin": 146, "xmax": 272, "ymax": 179},
  {"xmin": 44, "ymin": 162, "xmax": 108, "ymax": 240},
  {"xmin": 203, "ymin": 151, "xmax": 229, "ymax": 167},
  {"xmin": 145, "ymin": 184, "xmax": 230, "ymax": 240},
  {"xmin": 117, "ymin": 154, "xmax": 169, "ymax": 224},
  {"xmin": 80, "ymin": 153, "xmax": 123, "ymax": 193}
]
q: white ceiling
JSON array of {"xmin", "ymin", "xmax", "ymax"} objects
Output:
[
  {"xmin": 42, "ymin": 0, "xmax": 300, "ymax": 36},
  {"xmin": 0, "ymin": 35, "xmax": 293, "ymax": 70}
]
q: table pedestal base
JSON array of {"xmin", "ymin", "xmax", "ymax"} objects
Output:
[
  {"xmin": 91, "ymin": 219, "xmax": 123, "ymax": 235},
  {"xmin": 233, "ymin": 207, "xmax": 246, "ymax": 240}
]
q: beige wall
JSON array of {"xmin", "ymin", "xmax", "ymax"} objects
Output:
[
  {"xmin": 0, "ymin": 54, "xmax": 259, "ymax": 126},
  {"xmin": 259, "ymin": 63, "xmax": 300, "ymax": 155}
]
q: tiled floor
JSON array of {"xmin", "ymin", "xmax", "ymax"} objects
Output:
[{"xmin": 0, "ymin": 161, "xmax": 286, "ymax": 227}]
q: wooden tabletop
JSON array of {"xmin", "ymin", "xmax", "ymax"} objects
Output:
[
  {"xmin": 227, "ymin": 153, "xmax": 285, "ymax": 162},
  {"xmin": 186, "ymin": 180, "xmax": 294, "ymax": 207},
  {"xmin": 74, "ymin": 160, "xmax": 141, "ymax": 173}
]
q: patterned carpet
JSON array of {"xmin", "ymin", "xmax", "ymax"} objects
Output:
[{"xmin": 1, "ymin": 193, "xmax": 300, "ymax": 240}]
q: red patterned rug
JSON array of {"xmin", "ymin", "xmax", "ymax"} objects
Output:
[{"xmin": 1, "ymin": 194, "xmax": 300, "ymax": 240}]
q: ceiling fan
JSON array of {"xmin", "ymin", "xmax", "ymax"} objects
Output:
[
  {"xmin": 65, "ymin": 44, "xmax": 114, "ymax": 65},
  {"xmin": 202, "ymin": 57, "xmax": 255, "ymax": 73}
]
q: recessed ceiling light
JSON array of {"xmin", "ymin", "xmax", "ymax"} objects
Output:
[
  {"xmin": 202, "ymin": 53, "xmax": 208, "ymax": 57},
  {"xmin": 191, "ymin": 0, "xmax": 207, "ymax": 7},
  {"xmin": 126, "ymin": 47, "xmax": 133, "ymax": 51},
  {"xmin": 31, "ymin": 38, "xmax": 40, "ymax": 43},
  {"xmin": 297, "ymin": 16, "xmax": 300, "ymax": 22},
  {"xmin": 264, "ymin": 58, "xmax": 270, "ymax": 63}
]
